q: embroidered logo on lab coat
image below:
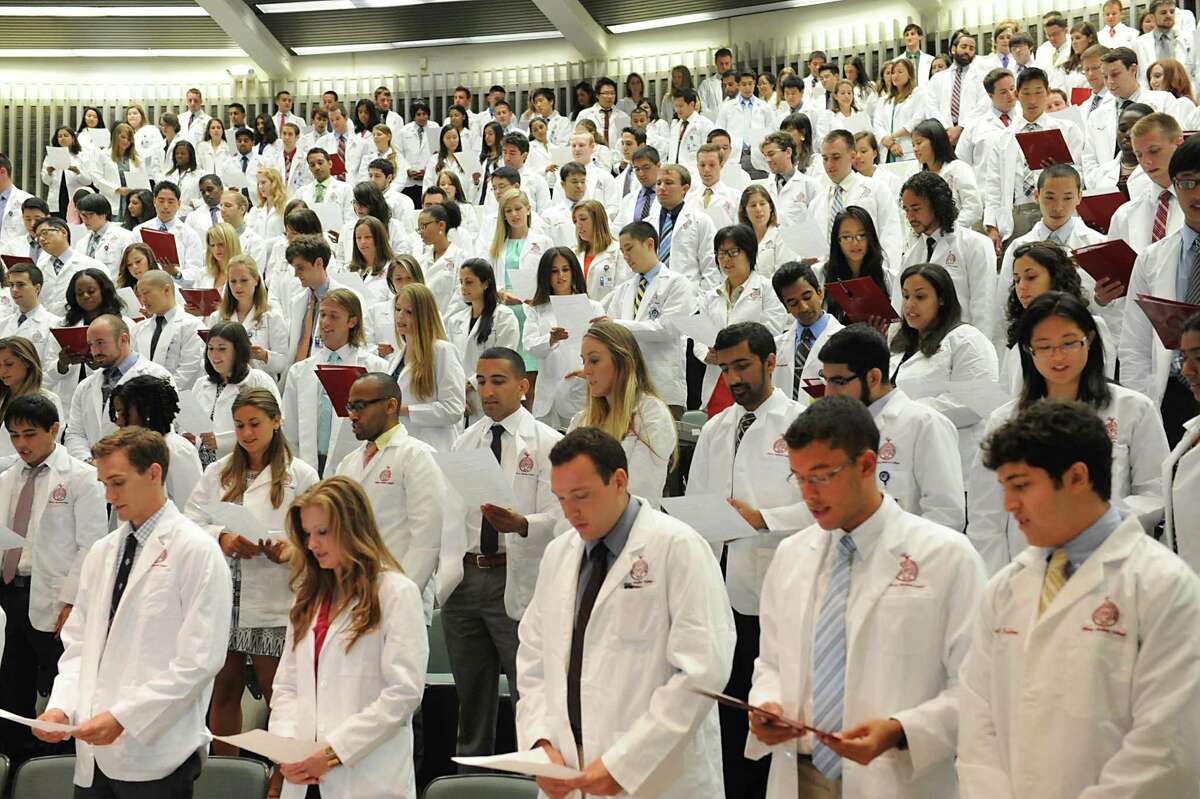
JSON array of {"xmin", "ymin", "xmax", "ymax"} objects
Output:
[
  {"xmin": 625, "ymin": 555, "xmax": 654, "ymax": 588},
  {"xmin": 771, "ymin": 435, "xmax": 788, "ymax": 456},
  {"xmin": 1104, "ymin": 416, "xmax": 1118, "ymax": 442},
  {"xmin": 1084, "ymin": 597, "xmax": 1127, "ymax": 636},
  {"xmin": 377, "ymin": 466, "xmax": 394, "ymax": 485},
  {"xmin": 50, "ymin": 483, "xmax": 68, "ymax": 503},
  {"xmin": 647, "ymin": 303, "xmax": 661, "ymax": 320},
  {"xmin": 878, "ymin": 438, "xmax": 897, "ymax": 462},
  {"xmin": 518, "ymin": 451, "xmax": 535, "ymax": 474},
  {"xmin": 152, "ymin": 550, "xmax": 168, "ymax": 567},
  {"xmin": 897, "ymin": 554, "xmax": 919, "ymax": 583},
  {"xmin": 946, "ymin": 252, "xmax": 957, "ymax": 266},
  {"xmin": 749, "ymin": 287, "xmax": 761, "ymax": 301}
]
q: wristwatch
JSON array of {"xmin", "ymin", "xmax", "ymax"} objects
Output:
[{"xmin": 324, "ymin": 745, "xmax": 342, "ymax": 768}]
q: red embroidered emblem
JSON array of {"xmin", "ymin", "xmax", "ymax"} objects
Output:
[
  {"xmin": 879, "ymin": 439, "xmax": 896, "ymax": 461},
  {"xmin": 378, "ymin": 466, "xmax": 393, "ymax": 484},
  {"xmin": 1092, "ymin": 597, "xmax": 1120, "ymax": 628},
  {"xmin": 50, "ymin": 484, "xmax": 67, "ymax": 502},
  {"xmin": 1104, "ymin": 416, "xmax": 1118, "ymax": 443},
  {"xmin": 772, "ymin": 436, "xmax": 788, "ymax": 455},
  {"xmin": 518, "ymin": 452, "xmax": 535, "ymax": 473},
  {"xmin": 897, "ymin": 554, "xmax": 919, "ymax": 583}
]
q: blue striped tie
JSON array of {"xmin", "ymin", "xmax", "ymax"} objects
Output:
[
  {"xmin": 657, "ymin": 212, "xmax": 675, "ymax": 264},
  {"xmin": 811, "ymin": 534, "xmax": 856, "ymax": 779}
]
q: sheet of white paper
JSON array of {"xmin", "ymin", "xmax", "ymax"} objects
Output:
[
  {"xmin": 68, "ymin": 224, "xmax": 88, "ymax": 247},
  {"xmin": 456, "ymin": 150, "xmax": 482, "ymax": 178},
  {"xmin": 175, "ymin": 389, "xmax": 213, "ymax": 435},
  {"xmin": 0, "ymin": 525, "xmax": 29, "ymax": 551},
  {"xmin": 86, "ymin": 127, "xmax": 110, "ymax": 149},
  {"xmin": 1049, "ymin": 107, "xmax": 1085, "ymax": 131},
  {"xmin": 720, "ymin": 162, "xmax": 751, "ymax": 192},
  {"xmin": 549, "ymin": 145, "xmax": 572, "ymax": 167},
  {"xmin": 668, "ymin": 313, "xmax": 721, "ymax": 348},
  {"xmin": 779, "ymin": 215, "xmax": 826, "ymax": 260},
  {"xmin": 0, "ymin": 708, "xmax": 75, "ymax": 733},
  {"xmin": 660, "ymin": 494, "xmax": 759, "ymax": 544},
  {"xmin": 549, "ymin": 294, "xmax": 596, "ymax": 340},
  {"xmin": 433, "ymin": 449, "xmax": 519, "ymax": 508},
  {"xmin": 1123, "ymin": 494, "xmax": 1165, "ymax": 517},
  {"xmin": 210, "ymin": 502, "xmax": 269, "ymax": 539},
  {"xmin": 703, "ymin": 201, "xmax": 734, "ymax": 229},
  {"xmin": 219, "ymin": 162, "xmax": 249, "ymax": 190},
  {"xmin": 506, "ymin": 267, "xmax": 538, "ymax": 300},
  {"xmin": 124, "ymin": 167, "xmax": 151, "ymax": 191},
  {"xmin": 214, "ymin": 730, "xmax": 324, "ymax": 764},
  {"xmin": 334, "ymin": 270, "xmax": 368, "ymax": 297},
  {"xmin": 311, "ymin": 202, "xmax": 343, "ymax": 235},
  {"xmin": 453, "ymin": 749, "xmax": 583, "ymax": 780},
  {"xmin": 45, "ymin": 146, "xmax": 71, "ymax": 171},
  {"xmin": 117, "ymin": 286, "xmax": 141, "ymax": 316}
]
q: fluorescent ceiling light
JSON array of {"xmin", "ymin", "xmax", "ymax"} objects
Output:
[
  {"xmin": 0, "ymin": 5, "xmax": 209, "ymax": 16},
  {"xmin": 0, "ymin": 48, "xmax": 245, "ymax": 58},
  {"xmin": 258, "ymin": 0, "xmax": 468, "ymax": 12},
  {"xmin": 607, "ymin": 0, "xmax": 831, "ymax": 33},
  {"xmin": 292, "ymin": 30, "xmax": 561, "ymax": 55}
]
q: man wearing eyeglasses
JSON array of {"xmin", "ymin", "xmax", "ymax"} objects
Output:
[
  {"xmin": 1120, "ymin": 132, "xmax": 1200, "ymax": 447},
  {"xmin": 685, "ymin": 321, "xmax": 811, "ymax": 799},
  {"xmin": 746, "ymin": 395, "xmax": 985, "ymax": 799}
]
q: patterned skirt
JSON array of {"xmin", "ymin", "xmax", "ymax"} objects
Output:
[{"xmin": 229, "ymin": 558, "xmax": 286, "ymax": 657}]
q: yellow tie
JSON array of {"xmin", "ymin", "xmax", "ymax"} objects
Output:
[
  {"xmin": 1039, "ymin": 548, "xmax": 1069, "ymax": 616},
  {"xmin": 703, "ymin": 187, "xmax": 713, "ymax": 208}
]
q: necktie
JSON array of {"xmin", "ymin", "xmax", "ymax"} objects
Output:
[
  {"xmin": 794, "ymin": 328, "xmax": 815, "ymax": 399},
  {"xmin": 657, "ymin": 212, "xmax": 675, "ymax": 264},
  {"xmin": 417, "ymin": 125, "xmax": 425, "ymax": 146},
  {"xmin": 1039, "ymin": 547, "xmax": 1069, "ymax": 616},
  {"xmin": 110, "ymin": 532, "xmax": 138, "ymax": 625},
  {"xmin": 363, "ymin": 441, "xmax": 379, "ymax": 468},
  {"xmin": 602, "ymin": 109, "xmax": 611, "ymax": 145},
  {"xmin": 101, "ymin": 366, "xmax": 120, "ymax": 408},
  {"xmin": 1110, "ymin": 26, "xmax": 1116, "ymax": 37},
  {"xmin": 926, "ymin": 236, "xmax": 936, "ymax": 261},
  {"xmin": 1157, "ymin": 31, "xmax": 1171, "ymax": 61},
  {"xmin": 29, "ymin": 241, "xmax": 40, "ymax": 263},
  {"xmin": 1000, "ymin": 112, "xmax": 1010, "ymax": 127},
  {"xmin": 633, "ymin": 274, "xmax": 648, "ymax": 315},
  {"xmin": 623, "ymin": 164, "xmax": 634, "ymax": 196},
  {"xmin": 159, "ymin": 222, "xmax": 169, "ymax": 233},
  {"xmin": 87, "ymin": 232, "xmax": 100, "ymax": 258},
  {"xmin": 278, "ymin": 112, "xmax": 286, "ymax": 132},
  {"xmin": 1186, "ymin": 238, "xmax": 1200, "ymax": 306},
  {"xmin": 675, "ymin": 120, "xmax": 689, "ymax": 162},
  {"xmin": 241, "ymin": 155, "xmax": 249, "ymax": 173},
  {"xmin": 1020, "ymin": 122, "xmax": 1039, "ymax": 199},
  {"xmin": 295, "ymin": 290, "xmax": 318, "ymax": 362},
  {"xmin": 812, "ymin": 534, "xmax": 857, "ymax": 779},
  {"xmin": 703, "ymin": 187, "xmax": 713, "ymax": 208},
  {"xmin": 16, "ymin": 313, "xmax": 26, "ymax": 326},
  {"xmin": 3, "ymin": 463, "xmax": 47, "ymax": 583},
  {"xmin": 830, "ymin": 185, "xmax": 846, "ymax": 233},
  {"xmin": 1002, "ymin": 54, "xmax": 1010, "ymax": 69},
  {"xmin": 149, "ymin": 314, "xmax": 167, "ymax": 360},
  {"xmin": 314, "ymin": 181, "xmax": 327, "ymax": 204},
  {"xmin": 1152, "ymin": 190, "xmax": 1172, "ymax": 242},
  {"xmin": 1089, "ymin": 92, "xmax": 1103, "ymax": 113},
  {"xmin": 318, "ymin": 351, "xmax": 340, "ymax": 458},
  {"xmin": 734, "ymin": 412, "xmax": 756, "ymax": 456},
  {"xmin": 635, "ymin": 187, "xmax": 652, "ymax": 221},
  {"xmin": 52, "ymin": 257, "xmax": 63, "ymax": 276},
  {"xmin": 776, "ymin": 173, "xmax": 786, "ymax": 191},
  {"xmin": 210, "ymin": 205, "xmax": 219, "ymax": 224},
  {"xmin": 568, "ymin": 541, "xmax": 609, "ymax": 745},
  {"xmin": 951, "ymin": 65, "xmax": 965, "ymax": 125},
  {"xmin": 479, "ymin": 424, "xmax": 504, "ymax": 555}
]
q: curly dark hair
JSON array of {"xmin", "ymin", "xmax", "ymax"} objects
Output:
[
  {"xmin": 900, "ymin": 170, "xmax": 958, "ymax": 234},
  {"xmin": 1005, "ymin": 241, "xmax": 1085, "ymax": 348},
  {"xmin": 109, "ymin": 375, "xmax": 179, "ymax": 434}
]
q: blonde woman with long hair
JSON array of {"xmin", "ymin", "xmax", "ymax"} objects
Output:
[
  {"xmin": 270, "ymin": 476, "xmax": 426, "ymax": 799},
  {"xmin": 874, "ymin": 57, "xmax": 924, "ymax": 162},
  {"xmin": 207, "ymin": 255, "xmax": 288, "ymax": 377},
  {"xmin": 568, "ymin": 320, "xmax": 677, "ymax": 505},
  {"xmin": 0, "ymin": 336, "xmax": 63, "ymax": 424},
  {"xmin": 183, "ymin": 388, "xmax": 319, "ymax": 761},
  {"xmin": 249, "ymin": 167, "xmax": 288, "ymax": 239},
  {"xmin": 194, "ymin": 221, "xmax": 241, "ymax": 293},
  {"xmin": 572, "ymin": 198, "xmax": 625, "ymax": 301},
  {"xmin": 95, "ymin": 122, "xmax": 142, "ymax": 220},
  {"xmin": 489, "ymin": 188, "xmax": 552, "ymax": 374},
  {"xmin": 360, "ymin": 123, "xmax": 403, "ymax": 182},
  {"xmin": 390, "ymin": 283, "xmax": 466, "ymax": 451},
  {"xmin": 371, "ymin": 256, "xmax": 424, "ymax": 356}
]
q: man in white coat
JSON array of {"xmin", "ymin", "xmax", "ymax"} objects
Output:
[
  {"xmin": 955, "ymin": 69, "xmax": 1021, "ymax": 171},
  {"xmin": 283, "ymin": 235, "xmax": 366, "ymax": 367},
  {"xmin": 925, "ymin": 31, "xmax": 988, "ymax": 146},
  {"xmin": 0, "ymin": 153, "xmax": 33, "ymax": 245},
  {"xmin": 32, "ymin": 217, "xmax": 106, "ymax": 319},
  {"xmin": 132, "ymin": 271, "xmax": 206, "ymax": 394},
  {"xmin": 812, "ymin": 130, "xmax": 904, "ymax": 260},
  {"xmin": 438, "ymin": 349, "xmax": 562, "ymax": 760},
  {"xmin": 686, "ymin": 322, "xmax": 811, "ymax": 797},
  {"xmin": 76, "ymin": 194, "xmax": 134, "ymax": 279},
  {"xmin": 818, "ymin": 325, "xmax": 965, "ymax": 530},
  {"xmin": 958, "ymin": 399, "xmax": 1200, "ymax": 797},
  {"xmin": 599, "ymin": 222, "xmax": 698, "ymax": 410},
  {"xmin": 747, "ymin": 395, "xmax": 986, "ymax": 798},
  {"xmin": 698, "ymin": 48, "xmax": 734, "ymax": 122},
  {"xmin": 893, "ymin": 24, "xmax": 934, "ymax": 84},
  {"xmin": 685, "ymin": 144, "xmax": 740, "ymax": 229},
  {"xmin": 667, "ymin": 89, "xmax": 714, "ymax": 168},
  {"xmin": 517, "ymin": 426, "xmax": 735, "ymax": 798},
  {"xmin": 0, "ymin": 262, "xmax": 59, "ymax": 366},
  {"xmin": 1135, "ymin": 0, "xmax": 1193, "ymax": 85},
  {"xmin": 647, "ymin": 164, "xmax": 720, "ymax": 295},
  {"xmin": 315, "ymin": 104, "xmax": 366, "ymax": 184},
  {"xmin": 577, "ymin": 78, "xmax": 631, "ymax": 152},
  {"xmin": 131, "ymin": 182, "xmax": 205, "ymax": 284},
  {"xmin": 759, "ymin": 131, "xmax": 818, "ymax": 229},
  {"xmin": 64, "ymin": 315, "xmax": 174, "ymax": 463},
  {"xmin": 1085, "ymin": 48, "xmax": 1177, "ymax": 181},
  {"xmin": 295, "ymin": 149, "xmax": 353, "ymax": 229},
  {"xmin": 177, "ymin": 88, "xmax": 212, "ymax": 144},
  {"xmin": 615, "ymin": 145, "xmax": 661, "ymax": 229},
  {"xmin": 34, "ymin": 427, "xmax": 231, "ymax": 796},
  {"xmin": 0, "ymin": 396, "xmax": 105, "ymax": 761},
  {"xmin": 770, "ymin": 262, "xmax": 844, "ymax": 400}
]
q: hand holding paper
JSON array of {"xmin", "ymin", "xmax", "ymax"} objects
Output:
[
  {"xmin": 549, "ymin": 294, "xmax": 594, "ymax": 340},
  {"xmin": 453, "ymin": 749, "xmax": 583, "ymax": 780},
  {"xmin": 210, "ymin": 502, "xmax": 269, "ymax": 539},
  {"xmin": 214, "ymin": 730, "xmax": 325, "ymax": 764},
  {"xmin": 0, "ymin": 708, "xmax": 75, "ymax": 734},
  {"xmin": 433, "ymin": 449, "xmax": 519, "ymax": 508}
]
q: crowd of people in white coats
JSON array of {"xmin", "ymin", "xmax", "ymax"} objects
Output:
[{"xmin": 2, "ymin": 3, "xmax": 1200, "ymax": 795}]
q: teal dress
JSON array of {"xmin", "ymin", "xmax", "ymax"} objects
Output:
[{"xmin": 504, "ymin": 238, "xmax": 539, "ymax": 371}]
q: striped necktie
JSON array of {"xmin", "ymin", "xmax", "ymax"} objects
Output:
[
  {"xmin": 794, "ymin": 328, "xmax": 815, "ymax": 399},
  {"xmin": 633, "ymin": 274, "xmax": 648, "ymax": 315},
  {"xmin": 1152, "ymin": 190, "xmax": 1172, "ymax": 242},
  {"xmin": 1039, "ymin": 547, "xmax": 1068, "ymax": 616},
  {"xmin": 812, "ymin": 534, "xmax": 857, "ymax": 779},
  {"xmin": 733, "ymin": 412, "xmax": 755, "ymax": 455},
  {"xmin": 657, "ymin": 212, "xmax": 675, "ymax": 264}
]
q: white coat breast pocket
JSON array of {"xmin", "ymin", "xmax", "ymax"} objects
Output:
[
  {"xmin": 877, "ymin": 469, "xmax": 913, "ymax": 512},
  {"xmin": 1062, "ymin": 602, "xmax": 1136, "ymax": 720},
  {"xmin": 138, "ymin": 568, "xmax": 176, "ymax": 617},
  {"xmin": 612, "ymin": 584, "xmax": 664, "ymax": 643},
  {"xmin": 1110, "ymin": 442, "xmax": 1131, "ymax": 499},
  {"xmin": 874, "ymin": 594, "xmax": 940, "ymax": 655}
]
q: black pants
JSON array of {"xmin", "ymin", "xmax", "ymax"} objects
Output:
[
  {"xmin": 0, "ymin": 580, "xmax": 68, "ymax": 764},
  {"xmin": 74, "ymin": 750, "xmax": 201, "ymax": 799},
  {"xmin": 1162, "ymin": 377, "xmax": 1196, "ymax": 449},
  {"xmin": 685, "ymin": 340, "xmax": 705, "ymax": 410},
  {"xmin": 719, "ymin": 609, "xmax": 770, "ymax": 799}
]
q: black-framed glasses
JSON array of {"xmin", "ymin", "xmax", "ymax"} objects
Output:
[
  {"xmin": 1175, "ymin": 177, "xmax": 1200, "ymax": 190},
  {"xmin": 345, "ymin": 397, "xmax": 388, "ymax": 414},
  {"xmin": 817, "ymin": 370, "xmax": 861, "ymax": 387}
]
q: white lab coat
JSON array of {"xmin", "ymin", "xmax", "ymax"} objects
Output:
[
  {"xmin": 925, "ymin": 64, "xmax": 989, "ymax": 131},
  {"xmin": 515, "ymin": 500, "xmax": 735, "ymax": 798},
  {"xmin": 569, "ymin": 395, "xmax": 677, "ymax": 508},
  {"xmin": 269, "ymin": 571, "xmax": 427, "ymax": 799},
  {"xmin": 600, "ymin": 266, "xmax": 697, "ymax": 407},
  {"xmin": 580, "ymin": 242, "xmax": 627, "ymax": 303},
  {"xmin": 523, "ymin": 297, "xmax": 603, "ymax": 426},
  {"xmin": 186, "ymin": 368, "xmax": 281, "ymax": 458},
  {"xmin": 1163, "ymin": 416, "xmax": 1200, "ymax": 572},
  {"xmin": 957, "ymin": 513, "xmax": 1200, "ymax": 798},
  {"xmin": 811, "ymin": 171, "xmax": 904, "ymax": 260},
  {"xmin": 645, "ymin": 204, "xmax": 720, "ymax": 294},
  {"xmin": 898, "ymin": 225, "xmax": 996, "ymax": 331},
  {"xmin": 38, "ymin": 250, "xmax": 106, "ymax": 319},
  {"xmin": 748, "ymin": 496, "xmax": 986, "ymax": 799},
  {"xmin": 771, "ymin": 314, "xmax": 845, "ymax": 399},
  {"xmin": 0, "ymin": 303, "xmax": 59, "ymax": 367},
  {"xmin": 184, "ymin": 455, "xmax": 319, "ymax": 627},
  {"xmin": 444, "ymin": 303, "xmax": 520, "ymax": 423},
  {"xmin": 664, "ymin": 114, "xmax": 714, "ymax": 166},
  {"xmin": 753, "ymin": 225, "xmax": 799, "ymax": 280},
  {"xmin": 283, "ymin": 275, "xmax": 369, "ymax": 364},
  {"xmin": 1135, "ymin": 30, "xmax": 1193, "ymax": 86},
  {"xmin": 692, "ymin": 273, "xmax": 791, "ymax": 406},
  {"xmin": 208, "ymin": 307, "xmax": 290, "ymax": 378},
  {"xmin": 281, "ymin": 345, "xmax": 388, "ymax": 474},
  {"xmin": 0, "ymin": 445, "xmax": 105, "ymax": 631},
  {"xmin": 1107, "ymin": 185, "xmax": 1182, "ymax": 343},
  {"xmin": 64, "ymin": 354, "xmax": 174, "ymax": 461},
  {"xmin": 967, "ymin": 384, "xmax": 1168, "ymax": 576},
  {"xmin": 0, "ymin": 187, "xmax": 31, "ymax": 244},
  {"xmin": 41, "ymin": 152, "xmax": 92, "ymax": 214},
  {"xmin": 687, "ymin": 389, "xmax": 813, "ymax": 614},
  {"xmin": 316, "ymin": 131, "xmax": 367, "ymax": 186},
  {"xmin": 981, "ymin": 114, "xmax": 1084, "ymax": 241},
  {"xmin": 392, "ymin": 338, "xmax": 466, "ymax": 452},
  {"xmin": 416, "ymin": 242, "xmax": 468, "ymax": 315},
  {"xmin": 78, "ymin": 223, "xmax": 134, "ymax": 279},
  {"xmin": 48, "ymin": 502, "xmax": 231, "ymax": 786},
  {"xmin": 164, "ymin": 431, "xmax": 203, "ymax": 509},
  {"xmin": 132, "ymin": 217, "xmax": 205, "ymax": 280},
  {"xmin": 1081, "ymin": 90, "xmax": 1176, "ymax": 181},
  {"xmin": 437, "ymin": 407, "xmax": 563, "ymax": 620},
  {"xmin": 1119, "ymin": 230, "xmax": 1183, "ymax": 404},
  {"xmin": 955, "ymin": 108, "xmax": 1016, "ymax": 171},
  {"xmin": 132, "ymin": 305, "xmax": 207, "ymax": 393},
  {"xmin": 295, "ymin": 179, "xmax": 353, "ymax": 229}
]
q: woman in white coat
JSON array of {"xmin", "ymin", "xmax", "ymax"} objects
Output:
[
  {"xmin": 694, "ymin": 225, "xmax": 791, "ymax": 412},
  {"xmin": 737, "ymin": 186, "xmax": 799, "ymax": 280},
  {"xmin": 572, "ymin": 199, "xmax": 625, "ymax": 302},
  {"xmin": 421, "ymin": 126, "xmax": 476, "ymax": 204},
  {"xmin": 248, "ymin": 168, "xmax": 288, "ymax": 241},
  {"xmin": 183, "ymin": 388, "xmax": 319, "ymax": 765},
  {"xmin": 207, "ymin": 255, "xmax": 290, "ymax": 379},
  {"xmin": 271, "ymin": 476, "xmax": 426, "ymax": 799},
  {"xmin": 389, "ymin": 283, "xmax": 466, "ymax": 451},
  {"xmin": 489, "ymin": 189, "xmax": 554, "ymax": 371},
  {"xmin": 164, "ymin": 141, "xmax": 204, "ymax": 213},
  {"xmin": 124, "ymin": 104, "xmax": 164, "ymax": 178},
  {"xmin": 911, "ymin": 119, "xmax": 982, "ymax": 229},
  {"xmin": 889, "ymin": 264, "xmax": 999, "ymax": 473},
  {"xmin": 446, "ymin": 259, "xmax": 520, "ymax": 424},
  {"xmin": 569, "ymin": 321, "xmax": 677, "ymax": 506},
  {"xmin": 93, "ymin": 123, "xmax": 143, "ymax": 222},
  {"xmin": 41, "ymin": 127, "xmax": 92, "ymax": 219},
  {"xmin": 967, "ymin": 292, "xmax": 1168, "ymax": 575},
  {"xmin": 414, "ymin": 203, "xmax": 466, "ymax": 314},
  {"xmin": 188, "ymin": 321, "xmax": 281, "ymax": 464},
  {"xmin": 1162, "ymin": 316, "xmax": 1200, "ymax": 572},
  {"xmin": 369, "ymin": 256, "xmax": 424, "ymax": 356},
  {"xmin": 523, "ymin": 247, "xmax": 602, "ymax": 428},
  {"xmin": 874, "ymin": 58, "xmax": 924, "ymax": 162},
  {"xmin": 197, "ymin": 118, "xmax": 232, "ymax": 176}
]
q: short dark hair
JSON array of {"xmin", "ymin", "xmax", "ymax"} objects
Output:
[
  {"xmin": 771, "ymin": 260, "xmax": 822, "ymax": 302},
  {"xmin": 91, "ymin": 426, "xmax": 170, "ymax": 482},
  {"xmin": 153, "ymin": 180, "xmax": 181, "ymax": 200},
  {"xmin": 492, "ymin": 166, "xmax": 521, "ymax": 186},
  {"xmin": 621, "ymin": 127, "xmax": 647, "ymax": 146},
  {"xmin": 714, "ymin": 321, "xmax": 776, "ymax": 361},
  {"xmin": 76, "ymin": 192, "xmax": 113, "ymax": 219},
  {"xmin": 817, "ymin": 324, "xmax": 891, "ymax": 383},
  {"xmin": 33, "ymin": 217, "xmax": 68, "ymax": 236},
  {"xmin": 631, "ymin": 145, "xmax": 660, "ymax": 165},
  {"xmin": 672, "ymin": 88, "xmax": 698, "ymax": 105},
  {"xmin": 501, "ymin": 131, "xmax": 530, "ymax": 154},
  {"xmin": 822, "ymin": 129, "xmax": 855, "ymax": 152},
  {"xmin": 478, "ymin": 346, "xmax": 527, "ymax": 378},
  {"xmin": 715, "ymin": 47, "xmax": 733, "ymax": 59},
  {"xmin": 1101, "ymin": 46, "xmax": 1138, "ymax": 70},
  {"xmin": 1037, "ymin": 163, "xmax": 1082, "ymax": 190},
  {"xmin": 21, "ymin": 197, "xmax": 50, "ymax": 215},
  {"xmin": 7, "ymin": 261, "xmax": 43, "ymax": 287},
  {"xmin": 783, "ymin": 395, "xmax": 880, "ymax": 456},
  {"xmin": 3, "ymin": 393, "xmax": 58, "ymax": 431},
  {"xmin": 1016, "ymin": 67, "xmax": 1051, "ymax": 91},
  {"xmin": 549, "ymin": 426, "xmax": 629, "ymax": 484},
  {"xmin": 980, "ymin": 399, "xmax": 1113, "ymax": 501},
  {"xmin": 560, "ymin": 161, "xmax": 588, "ymax": 181},
  {"xmin": 1169, "ymin": 133, "xmax": 1200, "ymax": 178},
  {"xmin": 984, "ymin": 68, "xmax": 1015, "ymax": 95},
  {"xmin": 619, "ymin": 220, "xmax": 658, "ymax": 247},
  {"xmin": 286, "ymin": 234, "xmax": 331, "ymax": 267},
  {"xmin": 713, "ymin": 223, "xmax": 758, "ymax": 267}
]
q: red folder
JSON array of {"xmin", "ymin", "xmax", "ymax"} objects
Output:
[
  {"xmin": 197, "ymin": 329, "xmax": 210, "ymax": 344},
  {"xmin": 1076, "ymin": 191, "xmax": 1125, "ymax": 234},
  {"xmin": 1070, "ymin": 87, "xmax": 1093, "ymax": 106},
  {"xmin": 50, "ymin": 327, "xmax": 88, "ymax": 355},
  {"xmin": 139, "ymin": 228, "xmax": 179, "ymax": 265},
  {"xmin": 1133, "ymin": 294, "xmax": 1200, "ymax": 349},
  {"xmin": 1015, "ymin": 128, "xmax": 1074, "ymax": 169},
  {"xmin": 824, "ymin": 278, "xmax": 900, "ymax": 323},
  {"xmin": 330, "ymin": 152, "xmax": 347, "ymax": 179},
  {"xmin": 801, "ymin": 379, "xmax": 826, "ymax": 399},
  {"xmin": 1072, "ymin": 240, "xmax": 1137, "ymax": 294},
  {"xmin": 181, "ymin": 288, "xmax": 222, "ymax": 317},
  {"xmin": 0, "ymin": 254, "xmax": 33, "ymax": 271},
  {"xmin": 316, "ymin": 364, "xmax": 367, "ymax": 417}
]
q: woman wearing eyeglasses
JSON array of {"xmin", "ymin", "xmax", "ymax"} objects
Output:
[
  {"xmin": 965, "ymin": 292, "xmax": 1167, "ymax": 576},
  {"xmin": 737, "ymin": 185, "xmax": 798, "ymax": 279},
  {"xmin": 820, "ymin": 207, "xmax": 893, "ymax": 329},
  {"xmin": 1160, "ymin": 312, "xmax": 1200, "ymax": 572}
]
